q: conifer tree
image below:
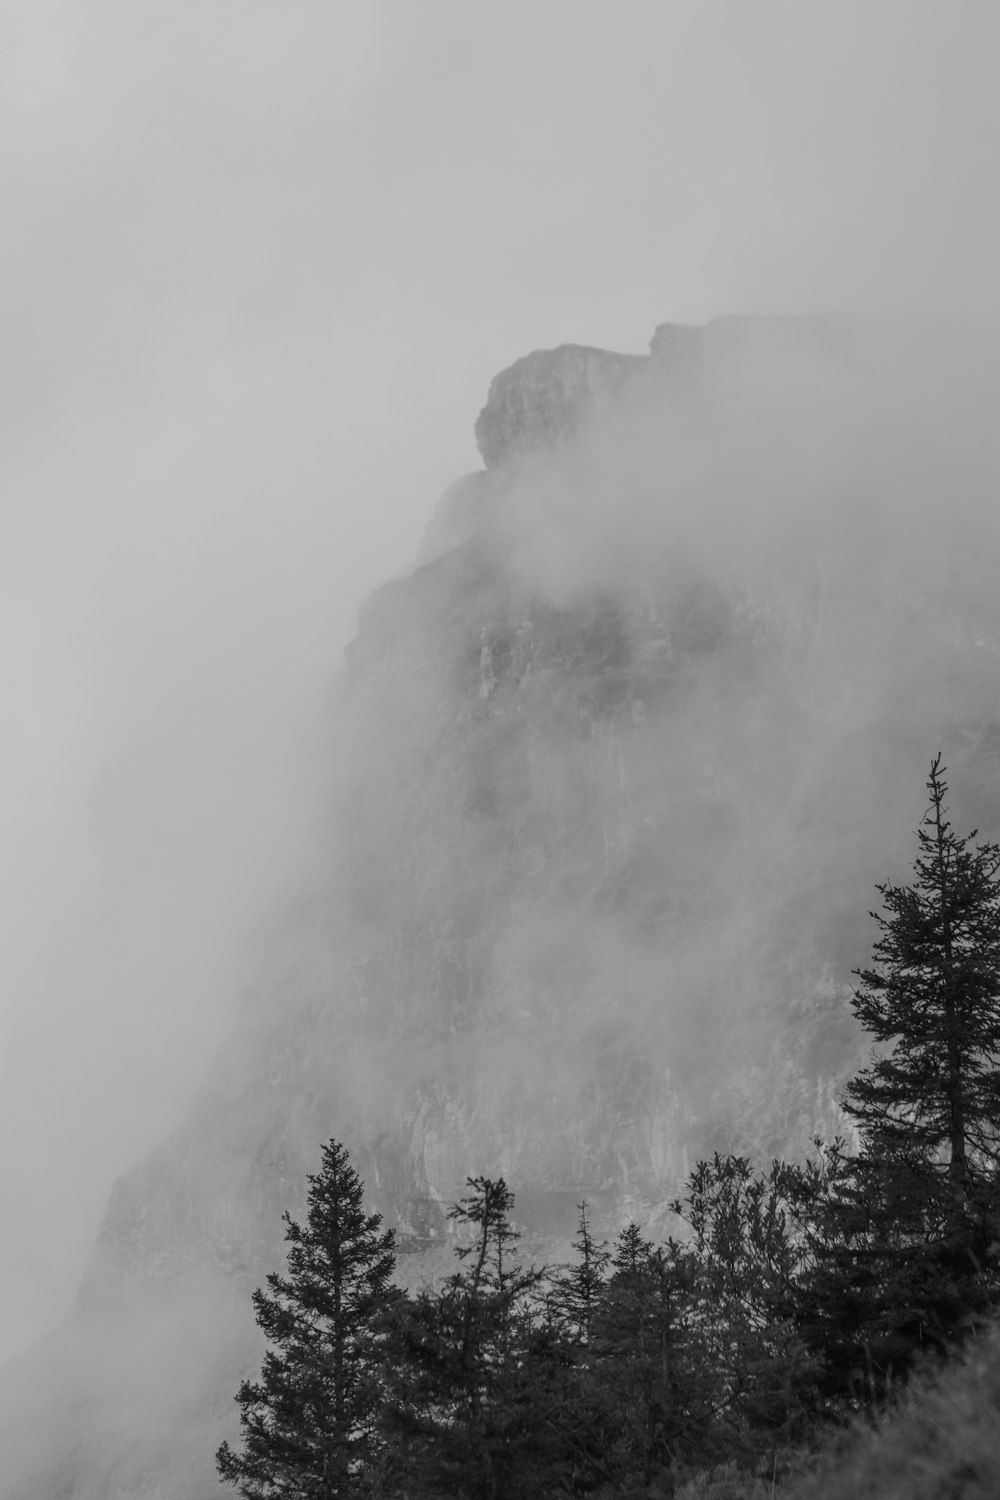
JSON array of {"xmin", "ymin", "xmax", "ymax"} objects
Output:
[
  {"xmin": 216, "ymin": 1140, "xmax": 397, "ymax": 1499},
  {"xmin": 846, "ymin": 755, "xmax": 1000, "ymax": 1206},
  {"xmin": 551, "ymin": 1201, "xmax": 611, "ymax": 1344},
  {"xmin": 535, "ymin": 1203, "xmax": 616, "ymax": 1491},
  {"xmin": 382, "ymin": 1177, "xmax": 549, "ymax": 1500},
  {"xmin": 801, "ymin": 758, "xmax": 1000, "ymax": 1399},
  {"xmin": 589, "ymin": 1222, "xmax": 704, "ymax": 1484}
]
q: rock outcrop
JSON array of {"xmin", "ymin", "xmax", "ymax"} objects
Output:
[{"xmin": 474, "ymin": 343, "xmax": 646, "ymax": 467}]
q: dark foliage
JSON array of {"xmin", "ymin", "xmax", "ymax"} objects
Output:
[
  {"xmin": 379, "ymin": 1176, "xmax": 555, "ymax": 1500},
  {"xmin": 846, "ymin": 755, "xmax": 1000, "ymax": 1191},
  {"xmin": 795, "ymin": 759, "xmax": 1000, "ymax": 1404},
  {"xmin": 216, "ymin": 1140, "xmax": 397, "ymax": 1498}
]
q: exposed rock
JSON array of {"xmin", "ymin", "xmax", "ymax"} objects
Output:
[{"xmin": 474, "ymin": 342, "xmax": 646, "ymax": 467}]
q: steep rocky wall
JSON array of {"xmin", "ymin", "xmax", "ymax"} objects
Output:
[
  {"xmin": 82, "ymin": 317, "xmax": 1000, "ymax": 1292},
  {"xmin": 88, "ymin": 315, "xmax": 1000, "ymax": 1283}
]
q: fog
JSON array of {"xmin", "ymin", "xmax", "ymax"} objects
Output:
[
  {"xmin": 324, "ymin": 315, "xmax": 1000, "ymax": 1186},
  {"xmin": 0, "ymin": 0, "xmax": 998, "ymax": 1384}
]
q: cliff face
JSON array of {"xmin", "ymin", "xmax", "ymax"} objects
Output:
[
  {"xmin": 473, "ymin": 343, "xmax": 647, "ymax": 467},
  {"xmin": 6, "ymin": 315, "xmax": 1000, "ymax": 1499}
]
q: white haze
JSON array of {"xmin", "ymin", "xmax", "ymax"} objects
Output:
[{"xmin": 0, "ymin": 0, "xmax": 998, "ymax": 1365}]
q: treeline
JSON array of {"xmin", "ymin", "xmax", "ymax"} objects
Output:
[{"xmin": 217, "ymin": 758, "xmax": 1000, "ymax": 1498}]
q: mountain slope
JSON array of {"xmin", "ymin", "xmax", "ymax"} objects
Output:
[{"xmin": 5, "ymin": 314, "xmax": 1000, "ymax": 1498}]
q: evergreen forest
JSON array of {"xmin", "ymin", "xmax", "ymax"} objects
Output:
[{"xmin": 215, "ymin": 759, "xmax": 1000, "ymax": 1498}]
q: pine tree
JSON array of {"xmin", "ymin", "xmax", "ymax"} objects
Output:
[
  {"xmin": 534, "ymin": 1203, "xmax": 617, "ymax": 1493},
  {"xmin": 801, "ymin": 758, "xmax": 1000, "ymax": 1401},
  {"xmin": 846, "ymin": 754, "xmax": 1000, "ymax": 1207},
  {"xmin": 551, "ymin": 1201, "xmax": 611, "ymax": 1345},
  {"xmin": 382, "ymin": 1177, "xmax": 549, "ymax": 1500},
  {"xmin": 216, "ymin": 1140, "xmax": 397, "ymax": 1499},
  {"xmin": 589, "ymin": 1222, "xmax": 705, "ymax": 1485}
]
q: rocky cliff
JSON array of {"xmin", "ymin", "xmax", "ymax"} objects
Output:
[{"xmin": 5, "ymin": 314, "xmax": 1000, "ymax": 1498}]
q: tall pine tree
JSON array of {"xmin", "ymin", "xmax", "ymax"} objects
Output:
[
  {"xmin": 216, "ymin": 1139, "xmax": 397, "ymax": 1499},
  {"xmin": 801, "ymin": 757, "xmax": 1000, "ymax": 1400},
  {"xmin": 382, "ymin": 1177, "xmax": 549, "ymax": 1500},
  {"xmin": 551, "ymin": 1201, "xmax": 611, "ymax": 1345},
  {"xmin": 846, "ymin": 754, "xmax": 1000, "ymax": 1208}
]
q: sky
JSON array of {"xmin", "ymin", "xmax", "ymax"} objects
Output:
[{"xmin": 0, "ymin": 0, "xmax": 998, "ymax": 1357}]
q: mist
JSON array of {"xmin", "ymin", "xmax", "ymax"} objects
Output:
[
  {"xmin": 1, "ymin": 0, "xmax": 999, "ymax": 1456},
  {"xmin": 327, "ymin": 315, "xmax": 1000, "ymax": 1166}
]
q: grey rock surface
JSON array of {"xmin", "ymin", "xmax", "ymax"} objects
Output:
[{"xmin": 474, "ymin": 342, "xmax": 647, "ymax": 467}]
